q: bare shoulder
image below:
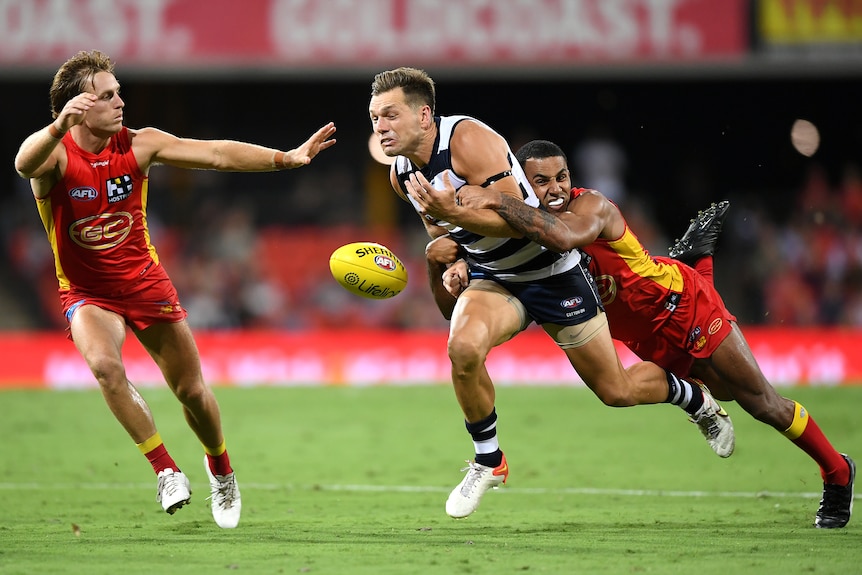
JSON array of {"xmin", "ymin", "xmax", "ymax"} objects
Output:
[
  {"xmin": 573, "ymin": 189, "xmax": 625, "ymax": 238},
  {"xmin": 449, "ymin": 119, "xmax": 511, "ymax": 184},
  {"xmin": 128, "ymin": 126, "xmax": 181, "ymax": 165}
]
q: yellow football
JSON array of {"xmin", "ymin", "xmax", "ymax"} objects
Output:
[{"xmin": 329, "ymin": 242, "xmax": 408, "ymax": 299}]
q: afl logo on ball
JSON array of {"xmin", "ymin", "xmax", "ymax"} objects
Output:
[{"xmin": 374, "ymin": 255, "xmax": 397, "ymax": 271}]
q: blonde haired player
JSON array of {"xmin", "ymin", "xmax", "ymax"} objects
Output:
[{"xmin": 15, "ymin": 50, "xmax": 336, "ymax": 528}]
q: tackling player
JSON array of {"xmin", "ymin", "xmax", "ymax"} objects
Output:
[{"xmin": 439, "ymin": 139, "xmax": 854, "ymax": 529}]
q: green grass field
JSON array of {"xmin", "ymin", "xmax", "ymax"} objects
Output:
[{"xmin": 1, "ymin": 384, "xmax": 860, "ymax": 575}]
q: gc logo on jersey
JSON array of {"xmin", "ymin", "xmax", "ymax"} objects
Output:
[
  {"xmin": 69, "ymin": 212, "xmax": 133, "ymax": 250},
  {"xmin": 106, "ymin": 174, "xmax": 133, "ymax": 203}
]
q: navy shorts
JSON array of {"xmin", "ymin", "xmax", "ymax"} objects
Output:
[{"xmin": 473, "ymin": 261, "xmax": 604, "ymax": 326}]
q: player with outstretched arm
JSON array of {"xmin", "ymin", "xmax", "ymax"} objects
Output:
[{"xmin": 14, "ymin": 50, "xmax": 336, "ymax": 528}]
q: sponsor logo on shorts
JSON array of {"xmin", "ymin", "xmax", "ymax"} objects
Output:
[
  {"xmin": 374, "ymin": 254, "xmax": 397, "ymax": 271},
  {"xmin": 708, "ymin": 318, "xmax": 723, "ymax": 335},
  {"xmin": 665, "ymin": 293, "xmax": 681, "ymax": 313},
  {"xmin": 69, "ymin": 212, "xmax": 133, "ymax": 250},
  {"xmin": 69, "ymin": 187, "xmax": 98, "ymax": 201},
  {"xmin": 688, "ymin": 326, "xmax": 702, "ymax": 344},
  {"xmin": 694, "ymin": 335, "xmax": 707, "ymax": 351},
  {"xmin": 561, "ymin": 296, "xmax": 583, "ymax": 309}
]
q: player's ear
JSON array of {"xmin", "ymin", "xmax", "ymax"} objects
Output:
[{"xmin": 419, "ymin": 105, "xmax": 433, "ymax": 129}]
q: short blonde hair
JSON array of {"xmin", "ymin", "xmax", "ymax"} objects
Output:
[{"xmin": 49, "ymin": 50, "xmax": 115, "ymax": 118}]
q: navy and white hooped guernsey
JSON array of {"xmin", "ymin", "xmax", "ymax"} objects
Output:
[{"xmin": 394, "ymin": 115, "xmax": 582, "ymax": 283}]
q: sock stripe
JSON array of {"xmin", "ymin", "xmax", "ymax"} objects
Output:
[{"xmin": 782, "ymin": 402, "xmax": 809, "ymax": 440}]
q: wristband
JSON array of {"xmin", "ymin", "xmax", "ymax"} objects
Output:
[
  {"xmin": 48, "ymin": 123, "xmax": 66, "ymax": 139},
  {"xmin": 271, "ymin": 151, "xmax": 288, "ymax": 170}
]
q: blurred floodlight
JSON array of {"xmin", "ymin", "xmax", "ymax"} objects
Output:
[{"xmin": 791, "ymin": 119, "xmax": 820, "ymax": 157}]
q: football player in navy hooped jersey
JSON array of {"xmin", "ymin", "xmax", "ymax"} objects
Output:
[{"xmin": 369, "ymin": 67, "xmax": 735, "ymax": 520}]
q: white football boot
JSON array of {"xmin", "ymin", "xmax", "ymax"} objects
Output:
[
  {"xmin": 445, "ymin": 453, "xmax": 509, "ymax": 518},
  {"xmin": 156, "ymin": 468, "xmax": 191, "ymax": 514},
  {"xmin": 204, "ymin": 456, "xmax": 242, "ymax": 528}
]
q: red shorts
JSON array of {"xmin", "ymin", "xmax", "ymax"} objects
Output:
[
  {"xmin": 626, "ymin": 262, "xmax": 735, "ymax": 378},
  {"xmin": 59, "ymin": 264, "xmax": 187, "ymax": 337}
]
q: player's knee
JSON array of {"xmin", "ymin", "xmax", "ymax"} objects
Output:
[
  {"xmin": 171, "ymin": 377, "xmax": 208, "ymax": 407},
  {"xmin": 89, "ymin": 356, "xmax": 126, "ymax": 390},
  {"xmin": 447, "ymin": 335, "xmax": 487, "ymax": 372}
]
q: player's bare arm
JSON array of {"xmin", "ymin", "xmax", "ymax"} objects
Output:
[
  {"xmin": 425, "ymin": 235, "xmax": 464, "ymax": 319},
  {"xmin": 132, "ymin": 122, "xmax": 336, "ymax": 172},
  {"xmin": 14, "ymin": 92, "xmax": 98, "ymax": 196},
  {"xmin": 460, "ymin": 186, "xmax": 610, "ymax": 253}
]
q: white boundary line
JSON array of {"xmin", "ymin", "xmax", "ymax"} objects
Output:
[{"xmin": 0, "ymin": 482, "xmax": 824, "ymax": 499}]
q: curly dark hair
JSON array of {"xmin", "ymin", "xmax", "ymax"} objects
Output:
[{"xmin": 49, "ymin": 50, "xmax": 115, "ymax": 119}]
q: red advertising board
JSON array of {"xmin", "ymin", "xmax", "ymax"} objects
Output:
[
  {"xmin": 0, "ymin": 0, "xmax": 747, "ymax": 71},
  {"xmin": 0, "ymin": 327, "xmax": 859, "ymax": 389}
]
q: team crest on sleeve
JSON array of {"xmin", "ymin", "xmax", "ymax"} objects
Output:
[{"xmin": 106, "ymin": 174, "xmax": 133, "ymax": 203}]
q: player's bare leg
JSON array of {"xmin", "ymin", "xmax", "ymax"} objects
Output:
[
  {"xmin": 137, "ymin": 320, "xmax": 241, "ymax": 527},
  {"xmin": 444, "ymin": 282, "xmax": 523, "ymax": 518},
  {"xmin": 70, "ymin": 305, "xmax": 190, "ymax": 514},
  {"xmin": 693, "ymin": 322, "xmax": 854, "ymax": 527},
  {"xmin": 553, "ymin": 314, "xmax": 734, "ymax": 457}
]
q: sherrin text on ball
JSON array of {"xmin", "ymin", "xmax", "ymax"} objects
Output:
[{"xmin": 329, "ymin": 242, "xmax": 408, "ymax": 299}]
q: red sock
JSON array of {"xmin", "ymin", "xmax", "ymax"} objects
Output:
[
  {"xmin": 144, "ymin": 443, "xmax": 179, "ymax": 475},
  {"xmin": 692, "ymin": 256, "xmax": 714, "ymax": 284},
  {"xmin": 207, "ymin": 451, "xmax": 233, "ymax": 476},
  {"xmin": 791, "ymin": 416, "xmax": 850, "ymax": 485}
]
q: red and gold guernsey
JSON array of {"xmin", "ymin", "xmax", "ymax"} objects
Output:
[
  {"xmin": 36, "ymin": 127, "xmax": 161, "ymax": 295},
  {"xmin": 572, "ymin": 188, "xmax": 735, "ymax": 375},
  {"xmin": 572, "ymin": 190, "xmax": 685, "ymax": 344}
]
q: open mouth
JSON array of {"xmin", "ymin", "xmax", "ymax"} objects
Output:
[{"xmin": 545, "ymin": 194, "xmax": 567, "ymax": 211}]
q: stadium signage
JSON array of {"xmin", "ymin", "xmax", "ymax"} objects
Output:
[{"xmin": 0, "ymin": 0, "xmax": 747, "ymax": 70}]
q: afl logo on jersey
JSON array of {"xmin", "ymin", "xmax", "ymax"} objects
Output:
[
  {"xmin": 69, "ymin": 187, "xmax": 98, "ymax": 201},
  {"xmin": 69, "ymin": 212, "xmax": 133, "ymax": 250}
]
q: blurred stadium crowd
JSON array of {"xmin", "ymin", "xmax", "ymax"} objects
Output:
[{"xmin": 2, "ymin": 76, "xmax": 860, "ymax": 332}]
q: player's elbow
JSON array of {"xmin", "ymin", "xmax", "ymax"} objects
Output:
[{"xmin": 14, "ymin": 155, "xmax": 35, "ymax": 179}]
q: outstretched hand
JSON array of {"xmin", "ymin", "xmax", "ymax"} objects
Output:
[{"xmin": 283, "ymin": 122, "xmax": 337, "ymax": 168}]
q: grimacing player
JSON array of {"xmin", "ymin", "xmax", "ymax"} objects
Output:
[
  {"xmin": 436, "ymin": 139, "xmax": 854, "ymax": 529},
  {"xmin": 371, "ymin": 67, "xmax": 733, "ymax": 520}
]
